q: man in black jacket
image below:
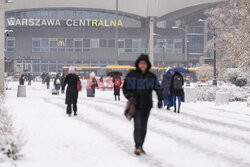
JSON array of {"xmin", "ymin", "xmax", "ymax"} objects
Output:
[{"xmin": 123, "ymin": 54, "xmax": 163, "ymax": 155}]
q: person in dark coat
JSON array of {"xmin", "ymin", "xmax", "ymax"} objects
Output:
[
  {"xmin": 113, "ymin": 74, "xmax": 121, "ymax": 101},
  {"xmin": 123, "ymin": 54, "xmax": 163, "ymax": 156},
  {"xmin": 41, "ymin": 72, "xmax": 46, "ymax": 84},
  {"xmin": 161, "ymin": 69, "xmax": 173, "ymax": 110},
  {"xmin": 45, "ymin": 73, "xmax": 51, "ymax": 89},
  {"xmin": 62, "ymin": 66, "xmax": 80, "ymax": 117},
  {"xmin": 60, "ymin": 74, "xmax": 65, "ymax": 93},
  {"xmin": 19, "ymin": 74, "xmax": 25, "ymax": 85},
  {"xmin": 27, "ymin": 73, "xmax": 32, "ymax": 86},
  {"xmin": 170, "ymin": 71, "xmax": 184, "ymax": 113}
]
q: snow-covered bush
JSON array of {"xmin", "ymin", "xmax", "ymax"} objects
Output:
[
  {"xmin": 196, "ymin": 83, "xmax": 249, "ymax": 102},
  {"xmin": 196, "ymin": 86, "xmax": 217, "ymax": 101},
  {"xmin": 222, "ymin": 68, "xmax": 247, "ymax": 87},
  {"xmin": 0, "ymin": 95, "xmax": 23, "ymax": 161}
]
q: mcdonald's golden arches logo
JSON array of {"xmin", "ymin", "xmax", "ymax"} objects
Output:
[{"xmin": 58, "ymin": 40, "xmax": 65, "ymax": 46}]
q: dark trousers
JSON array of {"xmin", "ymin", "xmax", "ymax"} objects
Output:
[
  {"xmin": 133, "ymin": 107, "xmax": 151, "ymax": 149},
  {"xmin": 67, "ymin": 103, "xmax": 77, "ymax": 115}
]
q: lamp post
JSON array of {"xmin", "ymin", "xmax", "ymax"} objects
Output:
[
  {"xmin": 115, "ymin": 0, "xmax": 119, "ymax": 65},
  {"xmin": 172, "ymin": 26, "xmax": 189, "ymax": 68},
  {"xmin": 198, "ymin": 19, "xmax": 217, "ymax": 86}
]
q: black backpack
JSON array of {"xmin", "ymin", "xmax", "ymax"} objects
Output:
[{"xmin": 173, "ymin": 75, "xmax": 183, "ymax": 90}]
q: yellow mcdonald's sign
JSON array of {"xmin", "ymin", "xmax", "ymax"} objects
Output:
[{"xmin": 58, "ymin": 40, "xmax": 65, "ymax": 46}]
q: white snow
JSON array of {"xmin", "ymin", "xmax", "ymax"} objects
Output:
[{"xmin": 1, "ymin": 81, "xmax": 250, "ymax": 167}]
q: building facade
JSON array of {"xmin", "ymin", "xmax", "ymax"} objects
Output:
[{"xmin": 4, "ymin": 0, "xmax": 217, "ymax": 73}]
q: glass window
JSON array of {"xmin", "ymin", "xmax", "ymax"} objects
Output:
[
  {"xmin": 50, "ymin": 39, "xmax": 57, "ymax": 47},
  {"xmin": 125, "ymin": 39, "xmax": 132, "ymax": 48},
  {"xmin": 75, "ymin": 11, "xmax": 83, "ymax": 18},
  {"xmin": 108, "ymin": 39, "xmax": 115, "ymax": 48},
  {"xmin": 99, "ymin": 39, "xmax": 107, "ymax": 48},
  {"xmin": 32, "ymin": 10, "xmax": 40, "ymax": 18},
  {"xmin": 90, "ymin": 39, "xmax": 99, "ymax": 48},
  {"xmin": 83, "ymin": 39, "xmax": 90, "ymax": 48},
  {"xmin": 49, "ymin": 10, "xmax": 57, "ymax": 18},
  {"xmin": 32, "ymin": 39, "xmax": 40, "ymax": 47},
  {"xmin": 66, "ymin": 38, "xmax": 73, "ymax": 52},
  {"xmin": 75, "ymin": 39, "xmax": 83, "ymax": 52},
  {"xmin": 49, "ymin": 64, "xmax": 56, "ymax": 72},
  {"xmin": 32, "ymin": 64, "xmax": 40, "ymax": 73},
  {"xmin": 41, "ymin": 38, "xmax": 49, "ymax": 47},
  {"xmin": 57, "ymin": 10, "xmax": 65, "ymax": 19},
  {"xmin": 118, "ymin": 40, "xmax": 124, "ymax": 48},
  {"xmin": 65, "ymin": 10, "xmax": 74, "ymax": 18},
  {"xmin": 41, "ymin": 10, "xmax": 49, "ymax": 17}
]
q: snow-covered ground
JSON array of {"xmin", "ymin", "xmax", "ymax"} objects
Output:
[{"xmin": 1, "ymin": 81, "xmax": 250, "ymax": 167}]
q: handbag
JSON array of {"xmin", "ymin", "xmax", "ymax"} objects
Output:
[
  {"xmin": 77, "ymin": 80, "xmax": 82, "ymax": 91},
  {"xmin": 124, "ymin": 101, "xmax": 136, "ymax": 121}
]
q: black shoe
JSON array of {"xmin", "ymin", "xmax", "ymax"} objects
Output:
[
  {"xmin": 74, "ymin": 113, "xmax": 77, "ymax": 116},
  {"xmin": 174, "ymin": 109, "xmax": 176, "ymax": 113},
  {"xmin": 167, "ymin": 105, "xmax": 170, "ymax": 110},
  {"xmin": 177, "ymin": 109, "xmax": 180, "ymax": 113},
  {"xmin": 140, "ymin": 147, "xmax": 146, "ymax": 155}
]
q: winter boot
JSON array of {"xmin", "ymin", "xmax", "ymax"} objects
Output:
[
  {"xmin": 140, "ymin": 147, "xmax": 146, "ymax": 155},
  {"xmin": 134, "ymin": 149, "xmax": 141, "ymax": 156},
  {"xmin": 74, "ymin": 112, "xmax": 77, "ymax": 116},
  {"xmin": 167, "ymin": 105, "xmax": 170, "ymax": 110},
  {"xmin": 174, "ymin": 108, "xmax": 176, "ymax": 113},
  {"xmin": 177, "ymin": 108, "xmax": 180, "ymax": 113}
]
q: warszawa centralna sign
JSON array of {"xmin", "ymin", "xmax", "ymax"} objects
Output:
[{"xmin": 6, "ymin": 17, "xmax": 124, "ymax": 27}]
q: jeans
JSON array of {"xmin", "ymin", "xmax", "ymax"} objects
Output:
[
  {"xmin": 133, "ymin": 107, "xmax": 151, "ymax": 149},
  {"xmin": 67, "ymin": 103, "xmax": 77, "ymax": 115},
  {"xmin": 172, "ymin": 96, "xmax": 181, "ymax": 109},
  {"xmin": 163, "ymin": 92, "xmax": 173, "ymax": 107}
]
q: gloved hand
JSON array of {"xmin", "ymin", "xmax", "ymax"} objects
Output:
[
  {"xmin": 61, "ymin": 90, "xmax": 65, "ymax": 94},
  {"xmin": 158, "ymin": 100, "xmax": 163, "ymax": 109}
]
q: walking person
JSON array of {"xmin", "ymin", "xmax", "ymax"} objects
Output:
[
  {"xmin": 113, "ymin": 73, "xmax": 121, "ymax": 101},
  {"xmin": 53, "ymin": 74, "xmax": 61, "ymax": 95},
  {"xmin": 170, "ymin": 71, "xmax": 184, "ymax": 113},
  {"xmin": 27, "ymin": 73, "xmax": 32, "ymax": 86},
  {"xmin": 123, "ymin": 54, "xmax": 163, "ymax": 156},
  {"xmin": 161, "ymin": 68, "xmax": 173, "ymax": 110},
  {"xmin": 90, "ymin": 72, "xmax": 98, "ymax": 96},
  {"xmin": 45, "ymin": 73, "xmax": 51, "ymax": 89},
  {"xmin": 62, "ymin": 66, "xmax": 81, "ymax": 117},
  {"xmin": 60, "ymin": 73, "xmax": 65, "ymax": 93}
]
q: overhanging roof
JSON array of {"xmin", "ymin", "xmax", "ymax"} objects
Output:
[{"xmin": 4, "ymin": 0, "xmax": 219, "ymax": 18}]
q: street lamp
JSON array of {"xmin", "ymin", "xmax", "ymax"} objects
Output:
[
  {"xmin": 172, "ymin": 26, "xmax": 189, "ymax": 68},
  {"xmin": 198, "ymin": 19, "xmax": 217, "ymax": 86}
]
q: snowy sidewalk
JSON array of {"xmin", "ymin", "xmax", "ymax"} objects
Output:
[{"xmin": 1, "ymin": 82, "xmax": 250, "ymax": 167}]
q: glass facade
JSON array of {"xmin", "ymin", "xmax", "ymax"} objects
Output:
[{"xmin": 6, "ymin": 37, "xmax": 15, "ymax": 51}]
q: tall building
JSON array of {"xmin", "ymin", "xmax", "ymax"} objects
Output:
[{"xmin": 4, "ymin": 0, "xmax": 218, "ymax": 73}]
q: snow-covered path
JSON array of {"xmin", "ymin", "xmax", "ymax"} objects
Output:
[{"xmin": 2, "ymin": 82, "xmax": 250, "ymax": 167}]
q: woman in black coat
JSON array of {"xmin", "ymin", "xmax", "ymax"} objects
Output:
[{"xmin": 62, "ymin": 67, "xmax": 80, "ymax": 117}]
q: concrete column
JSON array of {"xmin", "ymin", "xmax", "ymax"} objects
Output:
[
  {"xmin": 0, "ymin": 0, "xmax": 5, "ymax": 95},
  {"xmin": 184, "ymin": 25, "xmax": 188, "ymax": 62},
  {"xmin": 149, "ymin": 17, "xmax": 155, "ymax": 66}
]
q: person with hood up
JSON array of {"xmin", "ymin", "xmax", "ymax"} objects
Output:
[
  {"xmin": 62, "ymin": 66, "xmax": 81, "ymax": 116},
  {"xmin": 170, "ymin": 71, "xmax": 184, "ymax": 113},
  {"xmin": 161, "ymin": 68, "xmax": 173, "ymax": 110},
  {"xmin": 123, "ymin": 54, "xmax": 163, "ymax": 156}
]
